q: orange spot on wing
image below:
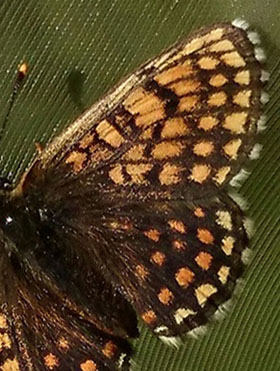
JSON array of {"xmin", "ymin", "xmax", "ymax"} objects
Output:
[
  {"xmin": 170, "ymin": 79, "xmax": 201, "ymax": 96},
  {"xmin": 154, "ymin": 63, "xmax": 194, "ymax": 85},
  {"xmin": 1, "ymin": 358, "xmax": 20, "ymax": 371},
  {"xmin": 233, "ymin": 90, "xmax": 251, "ymax": 107},
  {"xmin": 158, "ymin": 287, "xmax": 174, "ymax": 305},
  {"xmin": 0, "ymin": 314, "xmax": 8, "ymax": 329},
  {"xmin": 110, "ymin": 218, "xmax": 133, "ymax": 231},
  {"xmin": 126, "ymin": 163, "xmax": 152, "ymax": 184},
  {"xmin": 209, "ymin": 39, "xmax": 234, "ymax": 52},
  {"xmin": 190, "ymin": 164, "xmax": 211, "ymax": 183},
  {"xmin": 195, "ymin": 284, "xmax": 217, "ymax": 307},
  {"xmin": 139, "ymin": 126, "xmax": 154, "ymax": 140},
  {"xmin": 135, "ymin": 108, "xmax": 165, "ymax": 127},
  {"xmin": 79, "ymin": 132, "xmax": 95, "ymax": 149},
  {"xmin": 0, "ymin": 332, "xmax": 11, "ymax": 350},
  {"xmin": 96, "ymin": 119, "xmax": 124, "ymax": 148},
  {"xmin": 124, "ymin": 144, "xmax": 146, "ymax": 161},
  {"xmin": 234, "ymin": 70, "xmax": 250, "ymax": 85},
  {"xmin": 102, "ymin": 341, "xmax": 117, "ymax": 358},
  {"xmin": 57, "ymin": 337, "xmax": 69, "ymax": 351},
  {"xmin": 152, "ymin": 141, "xmax": 185, "ymax": 160},
  {"xmin": 125, "ymin": 89, "xmax": 165, "ymax": 127},
  {"xmin": 194, "ymin": 207, "xmax": 205, "ymax": 218},
  {"xmin": 193, "ymin": 141, "xmax": 214, "ymax": 157},
  {"xmin": 218, "ymin": 265, "xmax": 230, "ymax": 284},
  {"xmin": 198, "ymin": 116, "xmax": 219, "ymax": 131},
  {"xmin": 214, "ymin": 166, "xmax": 231, "ymax": 185},
  {"xmin": 161, "ymin": 117, "xmax": 189, "ymax": 138},
  {"xmin": 151, "ymin": 251, "xmax": 166, "ymax": 266},
  {"xmin": 109, "ymin": 164, "xmax": 125, "ymax": 185},
  {"xmin": 144, "ymin": 229, "xmax": 160, "ymax": 242},
  {"xmin": 124, "ymin": 87, "xmax": 146, "ymax": 107},
  {"xmin": 172, "ymin": 240, "xmax": 187, "ymax": 250},
  {"xmin": 209, "ymin": 73, "xmax": 228, "ymax": 87},
  {"xmin": 178, "ymin": 95, "xmax": 199, "ymax": 111},
  {"xmin": 203, "ymin": 28, "xmax": 224, "ymax": 42},
  {"xmin": 223, "ymin": 138, "xmax": 242, "ymax": 159},
  {"xmin": 197, "ymin": 228, "xmax": 214, "ymax": 244},
  {"xmin": 89, "ymin": 144, "xmax": 112, "ymax": 163},
  {"xmin": 80, "ymin": 360, "xmax": 98, "ymax": 371},
  {"xmin": 44, "ymin": 353, "xmax": 59, "ymax": 369},
  {"xmin": 195, "ymin": 251, "xmax": 213, "ymax": 270},
  {"xmin": 221, "ymin": 51, "xmax": 245, "ymax": 67},
  {"xmin": 223, "ymin": 112, "xmax": 247, "ymax": 134},
  {"xmin": 159, "ymin": 164, "xmax": 183, "ymax": 186},
  {"xmin": 198, "ymin": 56, "xmax": 219, "ymax": 69},
  {"xmin": 208, "ymin": 91, "xmax": 227, "ymax": 106},
  {"xmin": 175, "ymin": 267, "xmax": 195, "ymax": 287},
  {"xmin": 168, "ymin": 220, "xmax": 186, "ymax": 233},
  {"xmin": 136, "ymin": 264, "xmax": 149, "ymax": 279},
  {"xmin": 222, "ymin": 236, "xmax": 235, "ymax": 255},
  {"xmin": 142, "ymin": 310, "xmax": 157, "ymax": 324},
  {"xmin": 65, "ymin": 151, "xmax": 87, "ymax": 173}
]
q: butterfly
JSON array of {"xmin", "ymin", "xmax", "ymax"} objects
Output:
[{"xmin": 0, "ymin": 19, "xmax": 267, "ymax": 370}]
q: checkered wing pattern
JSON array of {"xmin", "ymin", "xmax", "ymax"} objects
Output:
[
  {"xmin": 0, "ymin": 229, "xmax": 134, "ymax": 371},
  {"xmin": 36, "ymin": 22, "xmax": 264, "ymax": 199},
  {"xmin": 58, "ymin": 194, "xmax": 248, "ymax": 338},
  {"xmin": 0, "ymin": 21, "xmax": 265, "ymax": 370}
]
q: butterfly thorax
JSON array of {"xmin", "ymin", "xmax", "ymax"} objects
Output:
[{"xmin": 0, "ymin": 194, "xmax": 42, "ymax": 258}]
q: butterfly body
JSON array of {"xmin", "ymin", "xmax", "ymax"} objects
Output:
[{"xmin": 0, "ymin": 20, "xmax": 266, "ymax": 370}]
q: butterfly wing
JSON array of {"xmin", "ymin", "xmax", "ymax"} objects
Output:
[
  {"xmin": 23, "ymin": 21, "xmax": 264, "ymax": 201},
  {"xmin": 5, "ymin": 21, "xmax": 265, "ymax": 369},
  {"xmin": 45, "ymin": 191, "xmax": 248, "ymax": 338},
  {"xmin": 26, "ymin": 21, "xmax": 264, "ymax": 327},
  {"xmin": 0, "ymin": 233, "xmax": 133, "ymax": 371}
]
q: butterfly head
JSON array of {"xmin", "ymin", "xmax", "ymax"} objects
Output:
[{"xmin": 0, "ymin": 177, "xmax": 13, "ymax": 192}]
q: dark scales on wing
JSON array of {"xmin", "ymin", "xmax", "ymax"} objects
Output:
[{"xmin": 0, "ymin": 21, "xmax": 266, "ymax": 370}]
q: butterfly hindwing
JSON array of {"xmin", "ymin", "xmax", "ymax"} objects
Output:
[
  {"xmin": 47, "ymin": 190, "xmax": 247, "ymax": 338},
  {"xmin": 0, "ymin": 304, "xmax": 131, "ymax": 371},
  {"xmin": 0, "ymin": 245, "xmax": 132, "ymax": 371}
]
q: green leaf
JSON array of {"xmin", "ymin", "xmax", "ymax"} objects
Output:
[{"xmin": 0, "ymin": 1, "xmax": 279, "ymax": 370}]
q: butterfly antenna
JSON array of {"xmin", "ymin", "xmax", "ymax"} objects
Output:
[{"xmin": 0, "ymin": 62, "xmax": 29, "ymax": 142}]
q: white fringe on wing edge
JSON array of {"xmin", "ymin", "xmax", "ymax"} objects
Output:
[
  {"xmin": 154, "ymin": 325, "xmax": 169, "ymax": 334},
  {"xmin": 261, "ymin": 92, "xmax": 269, "ymax": 105},
  {"xmin": 232, "ymin": 19, "xmax": 266, "ymax": 63},
  {"xmin": 261, "ymin": 70, "xmax": 270, "ymax": 82},
  {"xmin": 254, "ymin": 47, "xmax": 266, "ymax": 62},
  {"xmin": 244, "ymin": 217, "xmax": 255, "ymax": 238},
  {"xmin": 247, "ymin": 31, "xmax": 261, "ymax": 45},
  {"xmin": 228, "ymin": 191, "xmax": 248, "ymax": 210},
  {"xmin": 187, "ymin": 325, "xmax": 208, "ymax": 339},
  {"xmin": 249, "ymin": 143, "xmax": 263, "ymax": 160},
  {"xmin": 257, "ymin": 115, "xmax": 267, "ymax": 132},
  {"xmin": 213, "ymin": 278, "xmax": 245, "ymax": 321},
  {"xmin": 159, "ymin": 336, "xmax": 182, "ymax": 349},
  {"xmin": 241, "ymin": 247, "xmax": 254, "ymax": 265},
  {"xmin": 230, "ymin": 168, "xmax": 251, "ymax": 188},
  {"xmin": 232, "ymin": 18, "xmax": 250, "ymax": 30}
]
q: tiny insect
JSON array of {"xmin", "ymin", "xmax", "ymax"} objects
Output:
[{"xmin": 0, "ymin": 19, "xmax": 267, "ymax": 370}]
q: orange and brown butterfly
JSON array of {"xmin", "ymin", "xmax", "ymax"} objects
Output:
[{"xmin": 0, "ymin": 19, "xmax": 268, "ymax": 370}]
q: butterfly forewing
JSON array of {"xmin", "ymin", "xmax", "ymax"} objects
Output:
[
  {"xmin": 30, "ymin": 22, "xmax": 263, "ymax": 199},
  {"xmin": 1, "ymin": 21, "xmax": 266, "ymax": 370}
]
